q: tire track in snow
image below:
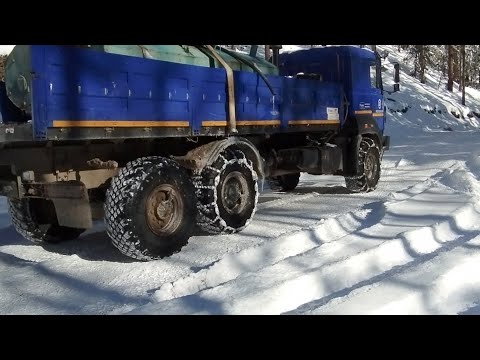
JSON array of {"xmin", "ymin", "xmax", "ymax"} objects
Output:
[
  {"xmin": 130, "ymin": 168, "xmax": 469, "ymax": 313},
  {"xmin": 256, "ymin": 192, "xmax": 324, "ymax": 211},
  {"xmin": 150, "ymin": 173, "xmax": 446, "ymax": 304},
  {"xmin": 293, "ymin": 234, "xmax": 480, "ymax": 315},
  {"xmin": 287, "ymin": 155, "xmax": 480, "ymax": 314},
  {"xmin": 131, "ymin": 194, "xmax": 478, "ymax": 315},
  {"xmin": 152, "ymin": 201, "xmax": 384, "ymax": 303}
]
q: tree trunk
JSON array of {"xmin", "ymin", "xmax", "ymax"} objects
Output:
[
  {"xmin": 447, "ymin": 45, "xmax": 454, "ymax": 91},
  {"xmin": 419, "ymin": 45, "xmax": 426, "ymax": 84},
  {"xmin": 0, "ymin": 55, "xmax": 6, "ymax": 80},
  {"xmin": 461, "ymin": 45, "xmax": 466, "ymax": 106},
  {"xmin": 412, "ymin": 52, "xmax": 418, "ymax": 79},
  {"xmin": 458, "ymin": 46, "xmax": 463, "ymax": 91},
  {"xmin": 453, "ymin": 46, "xmax": 460, "ymax": 85},
  {"xmin": 265, "ymin": 45, "xmax": 271, "ymax": 61},
  {"xmin": 370, "ymin": 45, "xmax": 377, "ymax": 53}
]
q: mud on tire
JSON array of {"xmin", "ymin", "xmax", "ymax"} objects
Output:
[
  {"xmin": 345, "ymin": 137, "xmax": 381, "ymax": 193},
  {"xmin": 105, "ymin": 156, "xmax": 196, "ymax": 261},
  {"xmin": 194, "ymin": 149, "xmax": 259, "ymax": 235},
  {"xmin": 8, "ymin": 198, "xmax": 85, "ymax": 244},
  {"xmin": 267, "ymin": 173, "xmax": 300, "ymax": 192}
]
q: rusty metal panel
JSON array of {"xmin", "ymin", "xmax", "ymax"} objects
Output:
[
  {"xmin": 26, "ymin": 181, "xmax": 87, "ymax": 199},
  {"xmin": 0, "ymin": 123, "xmax": 33, "ymax": 142}
]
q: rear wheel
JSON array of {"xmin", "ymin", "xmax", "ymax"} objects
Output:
[
  {"xmin": 345, "ymin": 137, "xmax": 381, "ymax": 193},
  {"xmin": 105, "ymin": 157, "xmax": 196, "ymax": 261},
  {"xmin": 194, "ymin": 148, "xmax": 258, "ymax": 234},
  {"xmin": 8, "ymin": 198, "xmax": 85, "ymax": 244},
  {"xmin": 267, "ymin": 173, "xmax": 300, "ymax": 192}
]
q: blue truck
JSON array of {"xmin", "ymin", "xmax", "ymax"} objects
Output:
[{"xmin": 0, "ymin": 45, "xmax": 389, "ymax": 261}]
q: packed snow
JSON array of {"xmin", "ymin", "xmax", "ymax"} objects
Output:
[{"xmin": 1, "ymin": 45, "xmax": 480, "ymax": 314}]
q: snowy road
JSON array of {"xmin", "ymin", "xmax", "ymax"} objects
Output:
[
  {"xmin": 2, "ymin": 130, "xmax": 480, "ymax": 314},
  {"xmin": 2, "ymin": 45, "xmax": 480, "ymax": 314},
  {"xmin": 130, "ymin": 147, "xmax": 480, "ymax": 315}
]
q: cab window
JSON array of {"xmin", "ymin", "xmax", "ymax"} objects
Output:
[{"xmin": 370, "ymin": 64, "xmax": 378, "ymax": 88}]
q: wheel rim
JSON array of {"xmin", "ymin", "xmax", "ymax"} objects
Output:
[
  {"xmin": 145, "ymin": 184, "xmax": 183, "ymax": 236},
  {"xmin": 364, "ymin": 150, "xmax": 378, "ymax": 184},
  {"xmin": 221, "ymin": 171, "xmax": 249, "ymax": 215}
]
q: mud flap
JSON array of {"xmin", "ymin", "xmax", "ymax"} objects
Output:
[{"xmin": 52, "ymin": 185, "xmax": 92, "ymax": 229}]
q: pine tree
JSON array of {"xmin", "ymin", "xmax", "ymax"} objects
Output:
[
  {"xmin": 447, "ymin": 45, "xmax": 454, "ymax": 91},
  {"xmin": 461, "ymin": 45, "xmax": 466, "ymax": 105},
  {"xmin": 404, "ymin": 45, "xmax": 430, "ymax": 83}
]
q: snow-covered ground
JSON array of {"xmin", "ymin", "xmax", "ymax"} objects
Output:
[
  {"xmin": 0, "ymin": 45, "xmax": 14, "ymax": 55},
  {"xmin": 2, "ymin": 45, "xmax": 480, "ymax": 314}
]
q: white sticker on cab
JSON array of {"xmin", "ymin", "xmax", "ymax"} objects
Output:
[{"xmin": 327, "ymin": 107, "xmax": 339, "ymax": 121}]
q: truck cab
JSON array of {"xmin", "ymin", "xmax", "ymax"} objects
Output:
[{"xmin": 278, "ymin": 46, "xmax": 388, "ymax": 146}]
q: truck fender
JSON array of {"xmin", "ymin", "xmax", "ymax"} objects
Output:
[
  {"xmin": 353, "ymin": 113, "xmax": 383, "ymax": 150},
  {"xmin": 174, "ymin": 137, "xmax": 265, "ymax": 179},
  {"xmin": 355, "ymin": 113, "xmax": 381, "ymax": 137}
]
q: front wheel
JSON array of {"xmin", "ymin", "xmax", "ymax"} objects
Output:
[
  {"xmin": 267, "ymin": 173, "xmax": 300, "ymax": 192},
  {"xmin": 345, "ymin": 137, "xmax": 381, "ymax": 193},
  {"xmin": 104, "ymin": 157, "xmax": 197, "ymax": 261}
]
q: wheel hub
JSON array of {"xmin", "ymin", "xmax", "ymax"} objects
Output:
[
  {"xmin": 145, "ymin": 184, "xmax": 183, "ymax": 236},
  {"xmin": 221, "ymin": 171, "xmax": 249, "ymax": 215}
]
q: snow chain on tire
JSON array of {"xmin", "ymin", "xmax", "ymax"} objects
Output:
[
  {"xmin": 105, "ymin": 156, "xmax": 196, "ymax": 261},
  {"xmin": 345, "ymin": 137, "xmax": 381, "ymax": 193},
  {"xmin": 193, "ymin": 148, "xmax": 259, "ymax": 235}
]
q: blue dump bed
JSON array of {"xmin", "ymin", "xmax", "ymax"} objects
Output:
[{"xmin": 1, "ymin": 45, "xmax": 345, "ymax": 142}]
